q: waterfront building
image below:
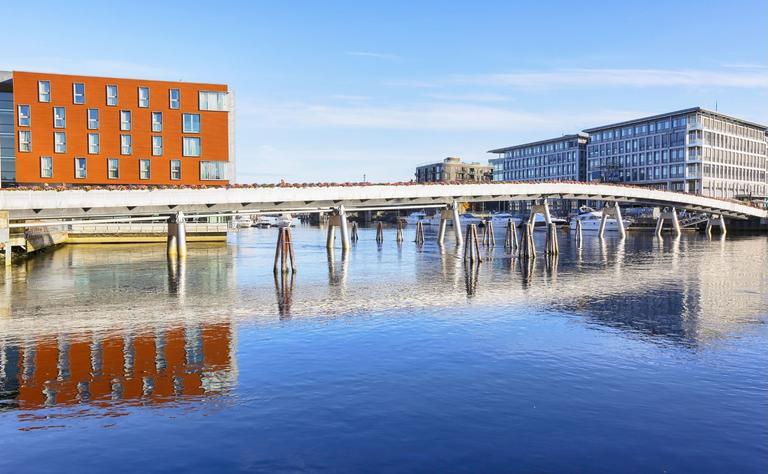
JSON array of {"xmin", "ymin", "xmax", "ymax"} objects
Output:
[
  {"xmin": 584, "ymin": 108, "xmax": 768, "ymax": 200},
  {"xmin": 0, "ymin": 70, "xmax": 234, "ymax": 187},
  {"xmin": 487, "ymin": 133, "xmax": 589, "ymax": 214},
  {"xmin": 415, "ymin": 157, "xmax": 492, "ymax": 183}
]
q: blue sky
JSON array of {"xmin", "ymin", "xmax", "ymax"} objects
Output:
[{"xmin": 6, "ymin": 0, "xmax": 767, "ymax": 182}]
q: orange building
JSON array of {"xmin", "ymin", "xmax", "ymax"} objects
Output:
[{"xmin": 0, "ymin": 70, "xmax": 234, "ymax": 187}]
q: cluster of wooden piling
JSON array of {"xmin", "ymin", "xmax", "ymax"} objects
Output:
[
  {"xmin": 545, "ymin": 223, "xmax": 559, "ymax": 255},
  {"xmin": 376, "ymin": 221, "xmax": 384, "ymax": 243},
  {"xmin": 518, "ymin": 222, "xmax": 536, "ymax": 258},
  {"xmin": 463, "ymin": 224, "xmax": 483, "ymax": 262},
  {"xmin": 396, "ymin": 220, "xmax": 404, "ymax": 243},
  {"xmin": 414, "ymin": 221, "xmax": 425, "ymax": 245},
  {"xmin": 482, "ymin": 219, "xmax": 495, "ymax": 247},
  {"xmin": 351, "ymin": 221, "xmax": 359, "ymax": 242},
  {"xmin": 504, "ymin": 219, "xmax": 518, "ymax": 251},
  {"xmin": 273, "ymin": 226, "xmax": 296, "ymax": 273}
]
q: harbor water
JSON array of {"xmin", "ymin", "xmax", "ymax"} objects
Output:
[{"xmin": 0, "ymin": 225, "xmax": 766, "ymax": 472}]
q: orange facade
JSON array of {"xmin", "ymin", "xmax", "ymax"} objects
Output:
[{"xmin": 11, "ymin": 71, "xmax": 231, "ymax": 186}]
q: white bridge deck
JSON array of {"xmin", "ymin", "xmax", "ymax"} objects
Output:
[{"xmin": 1, "ymin": 182, "xmax": 765, "ymax": 222}]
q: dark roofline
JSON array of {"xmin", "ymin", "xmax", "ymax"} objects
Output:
[
  {"xmin": 583, "ymin": 107, "xmax": 767, "ymax": 132},
  {"xmin": 487, "ymin": 132, "xmax": 589, "ymax": 154}
]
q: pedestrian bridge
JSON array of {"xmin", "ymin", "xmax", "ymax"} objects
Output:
[{"xmin": 1, "ymin": 182, "xmax": 765, "ymax": 221}]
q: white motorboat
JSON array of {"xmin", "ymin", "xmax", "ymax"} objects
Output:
[
  {"xmin": 425, "ymin": 212, "xmax": 483, "ymax": 227},
  {"xmin": 569, "ymin": 206, "xmax": 632, "ymax": 232},
  {"xmin": 489, "ymin": 213, "xmax": 522, "ymax": 229},
  {"xmin": 231, "ymin": 215, "xmax": 254, "ymax": 228},
  {"xmin": 405, "ymin": 211, "xmax": 430, "ymax": 225},
  {"xmin": 525, "ymin": 213, "xmax": 568, "ymax": 230}
]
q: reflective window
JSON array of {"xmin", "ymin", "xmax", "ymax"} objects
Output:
[
  {"xmin": 88, "ymin": 133, "xmax": 99, "ymax": 154},
  {"xmin": 140, "ymin": 159, "xmax": 151, "ymax": 180},
  {"xmin": 87, "ymin": 108, "xmax": 99, "ymax": 129},
  {"xmin": 200, "ymin": 161, "xmax": 227, "ymax": 180},
  {"xmin": 108, "ymin": 158, "xmax": 119, "ymax": 179},
  {"xmin": 106, "ymin": 84, "xmax": 118, "ymax": 106},
  {"xmin": 198, "ymin": 91, "xmax": 227, "ymax": 111},
  {"xmin": 152, "ymin": 136, "xmax": 163, "ymax": 156},
  {"xmin": 53, "ymin": 107, "xmax": 66, "ymax": 128},
  {"xmin": 75, "ymin": 157, "xmax": 87, "ymax": 178},
  {"xmin": 38, "ymin": 81, "xmax": 50, "ymax": 102},
  {"xmin": 17, "ymin": 105, "xmax": 31, "ymax": 126},
  {"xmin": 182, "ymin": 137, "xmax": 201, "ymax": 156},
  {"xmin": 170, "ymin": 160, "xmax": 181, "ymax": 180},
  {"xmin": 169, "ymin": 89, "xmax": 180, "ymax": 109},
  {"xmin": 40, "ymin": 156, "xmax": 53, "ymax": 178},
  {"xmin": 54, "ymin": 132, "xmax": 66, "ymax": 153},
  {"xmin": 73, "ymin": 83, "xmax": 85, "ymax": 104},
  {"xmin": 120, "ymin": 110, "xmax": 131, "ymax": 131},
  {"xmin": 138, "ymin": 87, "xmax": 150, "ymax": 108},
  {"xmin": 18, "ymin": 130, "xmax": 31, "ymax": 152},
  {"xmin": 120, "ymin": 135, "xmax": 132, "ymax": 155},
  {"xmin": 182, "ymin": 113, "xmax": 200, "ymax": 133},
  {"xmin": 151, "ymin": 112, "xmax": 162, "ymax": 132}
]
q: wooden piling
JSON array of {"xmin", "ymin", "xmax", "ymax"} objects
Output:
[
  {"xmin": 273, "ymin": 226, "xmax": 296, "ymax": 273},
  {"xmin": 415, "ymin": 221, "xmax": 425, "ymax": 245},
  {"xmin": 519, "ymin": 222, "xmax": 536, "ymax": 259},
  {"xmin": 504, "ymin": 219, "xmax": 518, "ymax": 251},
  {"xmin": 376, "ymin": 221, "xmax": 384, "ymax": 243},
  {"xmin": 575, "ymin": 219, "xmax": 583, "ymax": 249},
  {"xmin": 396, "ymin": 220, "xmax": 404, "ymax": 243},
  {"xmin": 463, "ymin": 224, "xmax": 482, "ymax": 262},
  {"xmin": 482, "ymin": 219, "xmax": 495, "ymax": 247},
  {"xmin": 351, "ymin": 221, "xmax": 359, "ymax": 242},
  {"xmin": 545, "ymin": 223, "xmax": 559, "ymax": 255}
]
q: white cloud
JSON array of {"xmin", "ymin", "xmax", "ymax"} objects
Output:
[
  {"xmin": 453, "ymin": 68, "xmax": 768, "ymax": 89},
  {"xmin": 345, "ymin": 51, "xmax": 400, "ymax": 60}
]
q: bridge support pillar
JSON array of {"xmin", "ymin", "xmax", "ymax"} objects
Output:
[
  {"xmin": 437, "ymin": 209, "xmax": 449, "ymax": 245},
  {"xmin": 598, "ymin": 201, "xmax": 626, "ymax": 239},
  {"xmin": 1, "ymin": 211, "xmax": 10, "ymax": 267},
  {"xmin": 529, "ymin": 199, "xmax": 552, "ymax": 226},
  {"xmin": 326, "ymin": 207, "xmax": 350, "ymax": 250},
  {"xmin": 338, "ymin": 206, "xmax": 350, "ymax": 250},
  {"xmin": 655, "ymin": 208, "xmax": 681, "ymax": 237},
  {"xmin": 166, "ymin": 211, "xmax": 186, "ymax": 258},
  {"xmin": 705, "ymin": 214, "xmax": 727, "ymax": 237},
  {"xmin": 452, "ymin": 201, "xmax": 463, "ymax": 247}
]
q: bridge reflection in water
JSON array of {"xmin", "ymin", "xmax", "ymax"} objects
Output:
[{"xmin": 0, "ymin": 227, "xmax": 766, "ymax": 413}]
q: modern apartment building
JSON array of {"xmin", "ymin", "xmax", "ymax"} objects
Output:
[
  {"xmin": 487, "ymin": 133, "xmax": 589, "ymax": 182},
  {"xmin": 584, "ymin": 108, "xmax": 767, "ymax": 199},
  {"xmin": 415, "ymin": 157, "xmax": 492, "ymax": 183},
  {"xmin": 0, "ymin": 70, "xmax": 234, "ymax": 187}
]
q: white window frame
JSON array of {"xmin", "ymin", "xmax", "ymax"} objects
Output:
[
  {"xmin": 170, "ymin": 160, "xmax": 181, "ymax": 180},
  {"xmin": 18, "ymin": 130, "xmax": 31, "ymax": 152},
  {"xmin": 182, "ymin": 137, "xmax": 201, "ymax": 157},
  {"xmin": 87, "ymin": 108, "xmax": 99, "ymax": 130},
  {"xmin": 151, "ymin": 111, "xmax": 163, "ymax": 132},
  {"xmin": 169, "ymin": 89, "xmax": 180, "ymax": 109},
  {"xmin": 88, "ymin": 133, "xmax": 100, "ymax": 154},
  {"xmin": 38, "ymin": 81, "xmax": 50, "ymax": 102},
  {"xmin": 152, "ymin": 136, "xmax": 163, "ymax": 156},
  {"xmin": 53, "ymin": 107, "xmax": 66, "ymax": 128},
  {"xmin": 73, "ymin": 83, "xmax": 85, "ymax": 104},
  {"xmin": 107, "ymin": 158, "xmax": 119, "ymax": 179},
  {"xmin": 120, "ymin": 135, "xmax": 132, "ymax": 155},
  {"xmin": 138, "ymin": 86, "xmax": 150, "ymax": 108},
  {"xmin": 75, "ymin": 157, "xmax": 87, "ymax": 178},
  {"xmin": 139, "ymin": 159, "xmax": 151, "ymax": 180},
  {"xmin": 17, "ymin": 104, "xmax": 31, "ymax": 127},
  {"xmin": 106, "ymin": 84, "xmax": 118, "ymax": 106},
  {"xmin": 198, "ymin": 91, "xmax": 227, "ymax": 111},
  {"xmin": 40, "ymin": 156, "xmax": 53, "ymax": 178},
  {"xmin": 120, "ymin": 110, "xmax": 131, "ymax": 131},
  {"xmin": 182, "ymin": 113, "xmax": 201, "ymax": 133},
  {"xmin": 54, "ymin": 132, "xmax": 66, "ymax": 153},
  {"xmin": 199, "ymin": 161, "xmax": 227, "ymax": 180}
]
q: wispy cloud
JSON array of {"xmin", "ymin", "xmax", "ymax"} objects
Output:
[
  {"xmin": 345, "ymin": 51, "xmax": 400, "ymax": 60},
  {"xmin": 453, "ymin": 68, "xmax": 768, "ymax": 89}
]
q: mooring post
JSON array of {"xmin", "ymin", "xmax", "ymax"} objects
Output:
[
  {"xmin": 504, "ymin": 219, "xmax": 518, "ymax": 251},
  {"xmin": 273, "ymin": 225, "xmax": 296, "ymax": 273},
  {"xmin": 482, "ymin": 219, "xmax": 495, "ymax": 247},
  {"xmin": 0, "ymin": 211, "xmax": 10, "ymax": 267},
  {"xmin": 519, "ymin": 222, "xmax": 536, "ymax": 259},
  {"xmin": 376, "ymin": 221, "xmax": 384, "ymax": 243},
  {"xmin": 452, "ymin": 201, "xmax": 463, "ymax": 247},
  {"xmin": 396, "ymin": 220, "xmax": 404, "ymax": 243},
  {"xmin": 464, "ymin": 224, "xmax": 482, "ymax": 262},
  {"xmin": 415, "ymin": 221, "xmax": 425, "ymax": 245},
  {"xmin": 351, "ymin": 221, "xmax": 359, "ymax": 242},
  {"xmin": 546, "ymin": 223, "xmax": 559, "ymax": 255},
  {"xmin": 575, "ymin": 218, "xmax": 583, "ymax": 249}
]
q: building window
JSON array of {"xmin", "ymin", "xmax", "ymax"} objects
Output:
[
  {"xmin": 170, "ymin": 160, "xmax": 181, "ymax": 180},
  {"xmin": 139, "ymin": 159, "xmax": 151, "ymax": 180},
  {"xmin": 18, "ymin": 130, "xmax": 31, "ymax": 152},
  {"xmin": 200, "ymin": 161, "xmax": 227, "ymax": 180},
  {"xmin": 88, "ymin": 133, "xmax": 100, "ymax": 154},
  {"xmin": 198, "ymin": 91, "xmax": 227, "ymax": 111},
  {"xmin": 53, "ymin": 107, "xmax": 66, "ymax": 128},
  {"xmin": 169, "ymin": 89, "xmax": 180, "ymax": 109},
  {"xmin": 106, "ymin": 84, "xmax": 118, "ymax": 106},
  {"xmin": 40, "ymin": 156, "xmax": 53, "ymax": 178},
  {"xmin": 120, "ymin": 110, "xmax": 131, "ymax": 131},
  {"xmin": 152, "ymin": 136, "xmax": 163, "ymax": 156},
  {"xmin": 138, "ymin": 87, "xmax": 150, "ymax": 108},
  {"xmin": 151, "ymin": 111, "xmax": 163, "ymax": 132},
  {"xmin": 120, "ymin": 135, "xmax": 132, "ymax": 155},
  {"xmin": 87, "ymin": 108, "xmax": 99, "ymax": 129},
  {"xmin": 17, "ymin": 105, "xmax": 31, "ymax": 126},
  {"xmin": 73, "ymin": 83, "xmax": 85, "ymax": 104},
  {"xmin": 38, "ymin": 81, "xmax": 50, "ymax": 102},
  {"xmin": 54, "ymin": 132, "xmax": 66, "ymax": 153},
  {"xmin": 183, "ymin": 137, "xmax": 201, "ymax": 156},
  {"xmin": 182, "ymin": 113, "xmax": 201, "ymax": 133},
  {"xmin": 75, "ymin": 157, "xmax": 87, "ymax": 178},
  {"xmin": 107, "ymin": 158, "xmax": 119, "ymax": 179}
]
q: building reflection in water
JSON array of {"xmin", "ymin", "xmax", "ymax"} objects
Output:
[{"xmin": 0, "ymin": 323, "xmax": 236, "ymax": 410}]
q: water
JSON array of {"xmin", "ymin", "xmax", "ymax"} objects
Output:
[{"xmin": 0, "ymin": 226, "xmax": 766, "ymax": 472}]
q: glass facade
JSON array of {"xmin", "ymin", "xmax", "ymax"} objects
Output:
[
  {"xmin": 0, "ymin": 92, "xmax": 16, "ymax": 185},
  {"xmin": 489, "ymin": 134, "xmax": 588, "ymax": 182}
]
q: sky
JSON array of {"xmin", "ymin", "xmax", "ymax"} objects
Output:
[{"xmin": 5, "ymin": 0, "xmax": 767, "ymax": 183}]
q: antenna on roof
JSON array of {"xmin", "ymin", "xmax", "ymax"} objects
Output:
[{"xmin": 715, "ymin": 100, "xmax": 718, "ymax": 111}]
